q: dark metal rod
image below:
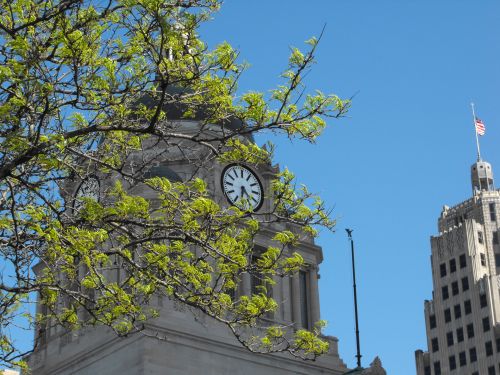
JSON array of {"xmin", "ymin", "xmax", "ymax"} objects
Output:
[{"xmin": 346, "ymin": 228, "xmax": 362, "ymax": 368}]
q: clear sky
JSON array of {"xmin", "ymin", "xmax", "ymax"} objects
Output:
[{"xmin": 201, "ymin": 1, "xmax": 500, "ymax": 374}]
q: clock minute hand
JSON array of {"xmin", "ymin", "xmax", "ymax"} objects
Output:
[{"xmin": 241, "ymin": 186, "xmax": 248, "ymax": 198}]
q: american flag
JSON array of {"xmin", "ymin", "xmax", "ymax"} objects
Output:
[{"xmin": 475, "ymin": 117, "xmax": 485, "ymax": 136}]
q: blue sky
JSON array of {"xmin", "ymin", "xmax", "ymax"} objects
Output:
[{"xmin": 202, "ymin": 1, "xmax": 500, "ymax": 374}]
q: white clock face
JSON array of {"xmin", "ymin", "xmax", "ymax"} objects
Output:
[
  {"xmin": 73, "ymin": 176, "xmax": 100, "ymax": 211},
  {"xmin": 222, "ymin": 165, "xmax": 263, "ymax": 211}
]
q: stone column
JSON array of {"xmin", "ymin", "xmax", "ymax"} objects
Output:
[
  {"xmin": 282, "ymin": 276, "xmax": 292, "ymax": 322},
  {"xmin": 291, "ymin": 273, "xmax": 302, "ymax": 328},
  {"xmin": 309, "ymin": 266, "xmax": 321, "ymax": 324},
  {"xmin": 272, "ymin": 275, "xmax": 283, "ymax": 320},
  {"xmin": 242, "ymin": 272, "xmax": 251, "ymax": 296}
]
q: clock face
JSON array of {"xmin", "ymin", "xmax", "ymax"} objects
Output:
[
  {"xmin": 73, "ymin": 176, "xmax": 100, "ymax": 211},
  {"xmin": 221, "ymin": 165, "xmax": 263, "ymax": 211}
]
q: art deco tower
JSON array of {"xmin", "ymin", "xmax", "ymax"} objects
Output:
[{"xmin": 416, "ymin": 158, "xmax": 500, "ymax": 375}]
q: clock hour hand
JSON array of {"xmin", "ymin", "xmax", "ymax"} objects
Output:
[{"xmin": 241, "ymin": 186, "xmax": 248, "ymax": 198}]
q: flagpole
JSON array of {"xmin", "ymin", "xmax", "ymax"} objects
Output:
[
  {"xmin": 346, "ymin": 229, "xmax": 362, "ymax": 369},
  {"xmin": 471, "ymin": 102, "xmax": 482, "ymax": 161}
]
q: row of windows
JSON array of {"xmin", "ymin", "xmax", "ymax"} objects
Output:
[
  {"xmin": 429, "ymin": 361, "xmax": 498, "ymax": 375},
  {"xmin": 440, "ymin": 255, "xmax": 467, "ymax": 277},
  {"xmin": 448, "ymin": 348, "xmax": 473, "ymax": 370},
  {"xmin": 429, "ymin": 294, "xmax": 487, "ymax": 330},
  {"xmin": 431, "ymin": 318, "xmax": 491, "ymax": 353},
  {"xmin": 442, "ymin": 277, "xmax": 469, "ymax": 300},
  {"xmin": 445, "ymin": 323, "xmax": 475, "ymax": 347},
  {"xmin": 443, "ymin": 299, "xmax": 487, "ymax": 323},
  {"xmin": 478, "ymin": 230, "xmax": 499, "ymax": 245},
  {"xmin": 427, "ymin": 333, "xmax": 500, "ymax": 375}
]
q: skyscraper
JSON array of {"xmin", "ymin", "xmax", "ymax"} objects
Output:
[{"xmin": 416, "ymin": 158, "xmax": 500, "ymax": 375}]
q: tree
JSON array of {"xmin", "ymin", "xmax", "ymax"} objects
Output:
[{"xmin": 0, "ymin": 0, "xmax": 349, "ymax": 370}]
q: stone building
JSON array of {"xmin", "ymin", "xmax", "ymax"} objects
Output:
[
  {"xmin": 24, "ymin": 85, "xmax": 389, "ymax": 373},
  {"xmin": 22, "ymin": 94, "xmax": 390, "ymax": 374},
  {"xmin": 416, "ymin": 158, "xmax": 500, "ymax": 375}
]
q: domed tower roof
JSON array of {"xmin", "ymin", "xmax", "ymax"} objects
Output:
[
  {"xmin": 135, "ymin": 86, "xmax": 253, "ymax": 141},
  {"xmin": 471, "ymin": 160, "xmax": 494, "ymax": 193}
]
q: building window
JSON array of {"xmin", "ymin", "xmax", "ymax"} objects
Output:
[
  {"xmin": 442, "ymin": 285, "xmax": 449, "ymax": 300},
  {"xmin": 450, "ymin": 258, "xmax": 457, "ymax": 273},
  {"xmin": 424, "ymin": 366, "xmax": 430, "ymax": 375},
  {"xmin": 454, "ymin": 304, "xmax": 461, "ymax": 319},
  {"xmin": 444, "ymin": 308, "xmax": 451, "ymax": 323},
  {"xmin": 459, "ymin": 254, "xmax": 466, "ymax": 268},
  {"xmin": 480, "ymin": 293, "xmax": 488, "ymax": 308},
  {"xmin": 467, "ymin": 323, "xmax": 474, "ymax": 338},
  {"xmin": 446, "ymin": 331, "xmax": 453, "ymax": 346},
  {"xmin": 461, "ymin": 277, "xmax": 469, "ymax": 291},
  {"xmin": 452, "ymin": 281, "xmax": 459, "ymax": 296},
  {"xmin": 486, "ymin": 340, "xmax": 493, "ymax": 356},
  {"xmin": 251, "ymin": 255, "xmax": 274, "ymax": 322},
  {"xmin": 433, "ymin": 361, "xmax": 441, "ymax": 375},
  {"xmin": 494, "ymin": 231, "xmax": 499, "ymax": 245},
  {"xmin": 472, "ymin": 372, "xmax": 479, "ymax": 375},
  {"xmin": 496, "ymin": 337, "xmax": 500, "ymax": 352},
  {"xmin": 227, "ymin": 283, "xmax": 237, "ymax": 301},
  {"xmin": 481, "ymin": 253, "xmax": 486, "ymax": 266},
  {"xmin": 440, "ymin": 263, "xmax": 447, "ymax": 277},
  {"xmin": 469, "ymin": 347, "xmax": 477, "ymax": 362},
  {"xmin": 251, "ymin": 275, "xmax": 263, "ymax": 295},
  {"xmin": 448, "ymin": 355, "xmax": 456, "ymax": 370},
  {"xmin": 250, "ymin": 256, "xmax": 263, "ymax": 295},
  {"xmin": 298, "ymin": 270, "xmax": 309, "ymax": 329},
  {"xmin": 490, "ymin": 203, "xmax": 497, "ymax": 221},
  {"xmin": 495, "ymin": 252, "xmax": 500, "ymax": 267},
  {"xmin": 429, "ymin": 314, "xmax": 436, "ymax": 329},
  {"xmin": 431, "ymin": 337, "xmax": 439, "ymax": 352},
  {"xmin": 456, "ymin": 327, "xmax": 464, "ymax": 342},
  {"xmin": 479, "ymin": 231, "xmax": 484, "ymax": 244},
  {"xmin": 458, "ymin": 351, "xmax": 466, "ymax": 367},
  {"xmin": 483, "ymin": 317, "xmax": 491, "ymax": 332},
  {"xmin": 488, "ymin": 366, "xmax": 496, "ymax": 375},
  {"xmin": 464, "ymin": 300, "xmax": 472, "ymax": 315}
]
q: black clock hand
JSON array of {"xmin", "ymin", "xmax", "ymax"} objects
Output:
[{"xmin": 241, "ymin": 186, "xmax": 248, "ymax": 198}]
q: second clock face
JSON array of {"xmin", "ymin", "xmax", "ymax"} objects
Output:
[
  {"xmin": 222, "ymin": 165, "xmax": 263, "ymax": 211},
  {"xmin": 73, "ymin": 176, "xmax": 100, "ymax": 211}
]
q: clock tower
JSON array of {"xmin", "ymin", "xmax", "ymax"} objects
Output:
[{"xmin": 26, "ymin": 95, "xmax": 384, "ymax": 375}]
